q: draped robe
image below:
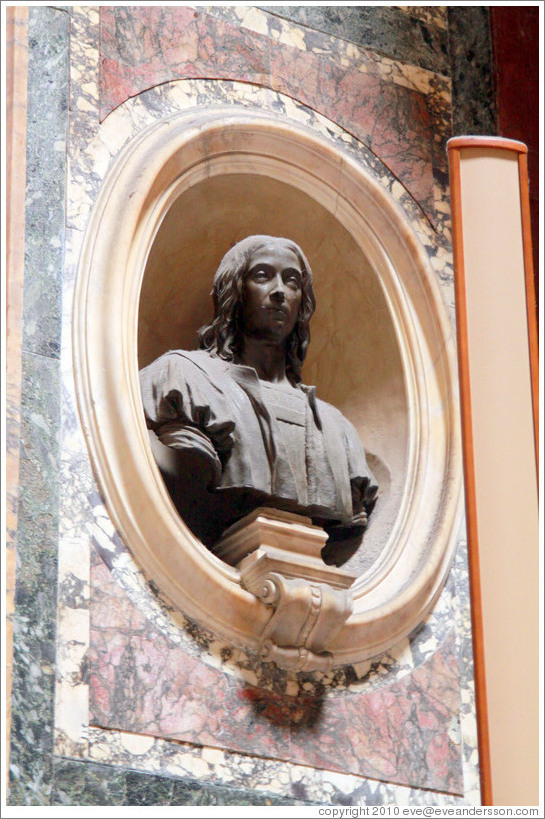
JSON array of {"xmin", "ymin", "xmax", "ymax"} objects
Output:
[{"xmin": 140, "ymin": 350, "xmax": 377, "ymax": 557}]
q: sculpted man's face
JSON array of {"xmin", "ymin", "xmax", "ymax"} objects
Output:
[{"xmin": 241, "ymin": 243, "xmax": 303, "ymax": 344}]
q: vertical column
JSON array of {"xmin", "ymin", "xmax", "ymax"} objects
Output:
[{"xmin": 448, "ymin": 136, "xmax": 539, "ymax": 805}]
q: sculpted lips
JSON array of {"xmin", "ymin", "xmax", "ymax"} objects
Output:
[{"xmin": 266, "ymin": 305, "xmax": 289, "ymax": 317}]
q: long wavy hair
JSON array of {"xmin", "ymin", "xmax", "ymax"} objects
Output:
[{"xmin": 198, "ymin": 235, "xmax": 316, "ymax": 383}]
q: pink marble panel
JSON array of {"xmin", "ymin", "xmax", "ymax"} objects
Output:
[
  {"xmin": 99, "ymin": 6, "xmax": 270, "ymax": 114},
  {"xmin": 89, "ymin": 551, "xmax": 463, "ymax": 793},
  {"xmin": 90, "ymin": 556, "xmax": 290, "ymax": 759},
  {"xmin": 289, "ymin": 638, "xmax": 463, "ymax": 793},
  {"xmin": 270, "ymin": 50, "xmax": 434, "ymax": 214},
  {"xmin": 269, "ymin": 41, "xmax": 322, "ymax": 108},
  {"xmin": 98, "ymin": 6, "xmax": 436, "ymax": 217}
]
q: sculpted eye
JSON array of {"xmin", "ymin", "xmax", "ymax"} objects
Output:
[
  {"xmin": 251, "ymin": 268, "xmax": 270, "ymax": 281},
  {"xmin": 285, "ymin": 272, "xmax": 302, "ymax": 288}
]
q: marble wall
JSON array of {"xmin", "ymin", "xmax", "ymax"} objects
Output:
[
  {"xmin": 99, "ymin": 5, "xmax": 439, "ymax": 220},
  {"xmin": 8, "ymin": 4, "xmax": 497, "ymax": 807},
  {"xmin": 8, "ymin": 6, "xmax": 68, "ymax": 805}
]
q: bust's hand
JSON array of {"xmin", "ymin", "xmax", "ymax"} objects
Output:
[{"xmin": 350, "ymin": 509, "xmax": 368, "ymax": 529}]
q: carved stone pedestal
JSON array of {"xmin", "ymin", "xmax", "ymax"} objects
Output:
[{"xmin": 214, "ymin": 508, "xmax": 357, "ymax": 672}]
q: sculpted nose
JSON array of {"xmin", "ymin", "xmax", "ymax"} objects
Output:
[
  {"xmin": 271, "ymin": 289, "xmax": 286, "ymax": 302},
  {"xmin": 270, "ymin": 274, "xmax": 287, "ymax": 301}
]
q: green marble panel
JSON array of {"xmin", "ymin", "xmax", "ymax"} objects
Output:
[
  {"xmin": 261, "ymin": 5, "xmax": 449, "ymax": 73},
  {"xmin": 22, "ymin": 6, "xmax": 69, "ymax": 359},
  {"xmin": 447, "ymin": 7, "xmax": 497, "ymax": 135},
  {"xmin": 9, "ymin": 353, "xmax": 61, "ymax": 805},
  {"xmin": 51, "ymin": 760, "xmax": 308, "ymax": 807},
  {"xmin": 8, "ymin": 4, "xmax": 69, "ymax": 806}
]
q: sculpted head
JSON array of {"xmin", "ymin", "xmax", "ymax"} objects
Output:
[{"xmin": 198, "ymin": 236, "xmax": 316, "ymax": 382}]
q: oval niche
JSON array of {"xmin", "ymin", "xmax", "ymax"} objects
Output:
[
  {"xmin": 138, "ymin": 173, "xmax": 406, "ymax": 576},
  {"xmin": 74, "ymin": 107, "xmax": 463, "ymax": 666}
]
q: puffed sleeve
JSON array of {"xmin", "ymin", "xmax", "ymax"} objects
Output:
[{"xmin": 139, "ymin": 352, "xmax": 236, "ymax": 468}]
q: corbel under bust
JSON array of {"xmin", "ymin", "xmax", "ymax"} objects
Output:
[{"xmin": 216, "ymin": 508, "xmax": 356, "ymax": 672}]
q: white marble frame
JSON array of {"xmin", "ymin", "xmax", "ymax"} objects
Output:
[{"xmin": 73, "ymin": 106, "xmax": 463, "ymax": 666}]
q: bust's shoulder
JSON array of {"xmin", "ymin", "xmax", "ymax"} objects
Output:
[
  {"xmin": 141, "ymin": 349, "xmax": 226, "ymax": 377},
  {"xmin": 301, "ymin": 386, "xmax": 341, "ymax": 418},
  {"xmin": 308, "ymin": 390, "xmax": 359, "ymax": 435},
  {"xmin": 313, "ymin": 394, "xmax": 340, "ymax": 415}
]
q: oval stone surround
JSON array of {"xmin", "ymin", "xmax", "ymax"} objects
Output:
[{"xmin": 73, "ymin": 107, "xmax": 463, "ymax": 666}]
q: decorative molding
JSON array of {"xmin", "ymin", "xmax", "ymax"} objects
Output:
[
  {"xmin": 216, "ymin": 508, "xmax": 355, "ymax": 671},
  {"xmin": 73, "ymin": 106, "xmax": 463, "ymax": 666}
]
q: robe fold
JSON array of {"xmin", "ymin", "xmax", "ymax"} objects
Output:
[{"xmin": 140, "ymin": 349, "xmax": 377, "ymax": 551}]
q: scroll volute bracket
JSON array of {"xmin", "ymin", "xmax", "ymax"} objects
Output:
[{"xmin": 214, "ymin": 507, "xmax": 356, "ymax": 672}]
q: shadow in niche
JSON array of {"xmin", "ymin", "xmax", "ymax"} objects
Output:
[{"xmin": 241, "ymin": 684, "xmax": 325, "ymax": 730}]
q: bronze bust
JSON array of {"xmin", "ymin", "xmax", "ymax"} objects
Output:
[{"xmin": 140, "ymin": 236, "xmax": 378, "ymax": 564}]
